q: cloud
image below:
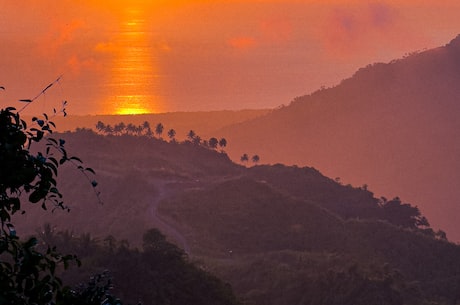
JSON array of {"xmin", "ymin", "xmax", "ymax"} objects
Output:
[
  {"xmin": 66, "ymin": 55, "xmax": 103, "ymax": 76},
  {"xmin": 320, "ymin": 3, "xmax": 398, "ymax": 59}
]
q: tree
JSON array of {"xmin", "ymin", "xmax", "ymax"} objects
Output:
[
  {"xmin": 187, "ymin": 130, "xmax": 196, "ymax": 142},
  {"xmin": 113, "ymin": 122, "xmax": 126, "ymax": 135},
  {"xmin": 142, "ymin": 121, "xmax": 151, "ymax": 135},
  {"xmin": 219, "ymin": 138, "xmax": 227, "ymax": 151},
  {"xmin": 0, "ymin": 84, "xmax": 118, "ymax": 304},
  {"xmin": 240, "ymin": 153, "xmax": 249, "ymax": 164},
  {"xmin": 379, "ymin": 197, "xmax": 429, "ymax": 229},
  {"xmin": 167, "ymin": 128, "xmax": 176, "ymax": 142},
  {"xmin": 193, "ymin": 135, "xmax": 202, "ymax": 145},
  {"xmin": 208, "ymin": 137, "xmax": 218, "ymax": 149},
  {"xmin": 251, "ymin": 155, "xmax": 260, "ymax": 164},
  {"xmin": 104, "ymin": 124, "xmax": 114, "ymax": 135},
  {"xmin": 95, "ymin": 121, "xmax": 106, "ymax": 133},
  {"xmin": 155, "ymin": 123, "xmax": 164, "ymax": 138},
  {"xmin": 126, "ymin": 123, "xmax": 136, "ymax": 135}
]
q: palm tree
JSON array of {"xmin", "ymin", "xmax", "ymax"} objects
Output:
[
  {"xmin": 155, "ymin": 123, "xmax": 164, "ymax": 138},
  {"xmin": 252, "ymin": 154, "xmax": 260, "ymax": 164},
  {"xmin": 187, "ymin": 130, "xmax": 196, "ymax": 142},
  {"xmin": 192, "ymin": 135, "xmax": 202, "ymax": 145},
  {"xmin": 114, "ymin": 122, "xmax": 126, "ymax": 135},
  {"xmin": 142, "ymin": 121, "xmax": 151, "ymax": 136},
  {"xmin": 219, "ymin": 138, "xmax": 227, "ymax": 152},
  {"xmin": 240, "ymin": 153, "xmax": 249, "ymax": 164},
  {"xmin": 104, "ymin": 124, "xmax": 114, "ymax": 135},
  {"xmin": 208, "ymin": 137, "xmax": 218, "ymax": 149},
  {"xmin": 167, "ymin": 128, "xmax": 176, "ymax": 142},
  {"xmin": 95, "ymin": 121, "xmax": 106, "ymax": 134},
  {"xmin": 126, "ymin": 123, "xmax": 136, "ymax": 135}
]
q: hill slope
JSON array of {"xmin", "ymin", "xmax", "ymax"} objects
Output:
[
  {"xmin": 12, "ymin": 130, "xmax": 460, "ymax": 305},
  {"xmin": 220, "ymin": 34, "xmax": 460, "ymax": 241}
]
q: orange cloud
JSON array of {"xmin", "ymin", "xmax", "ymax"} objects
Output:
[
  {"xmin": 41, "ymin": 19, "xmax": 87, "ymax": 57},
  {"xmin": 66, "ymin": 55, "xmax": 102, "ymax": 76}
]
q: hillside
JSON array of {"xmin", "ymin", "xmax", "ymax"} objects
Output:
[
  {"xmin": 12, "ymin": 130, "xmax": 460, "ymax": 305},
  {"xmin": 219, "ymin": 34, "xmax": 460, "ymax": 242}
]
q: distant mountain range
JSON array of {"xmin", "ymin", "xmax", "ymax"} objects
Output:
[{"xmin": 220, "ymin": 34, "xmax": 460, "ymax": 242}]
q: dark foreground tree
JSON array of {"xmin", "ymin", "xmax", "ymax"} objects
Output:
[{"xmin": 0, "ymin": 84, "xmax": 117, "ymax": 304}]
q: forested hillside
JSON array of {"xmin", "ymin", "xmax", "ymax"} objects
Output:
[
  {"xmin": 13, "ymin": 129, "xmax": 460, "ymax": 305},
  {"xmin": 219, "ymin": 34, "xmax": 460, "ymax": 243}
]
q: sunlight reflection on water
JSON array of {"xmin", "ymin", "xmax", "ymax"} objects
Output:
[{"xmin": 104, "ymin": 11, "xmax": 163, "ymax": 114}]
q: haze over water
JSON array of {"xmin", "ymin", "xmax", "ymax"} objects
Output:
[{"xmin": 2, "ymin": 1, "xmax": 460, "ymax": 115}]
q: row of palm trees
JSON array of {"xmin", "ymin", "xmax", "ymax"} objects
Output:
[
  {"xmin": 95, "ymin": 120, "xmax": 228, "ymax": 151},
  {"xmin": 240, "ymin": 153, "xmax": 260, "ymax": 165}
]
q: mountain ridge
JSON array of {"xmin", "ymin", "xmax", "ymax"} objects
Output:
[{"xmin": 219, "ymin": 34, "xmax": 460, "ymax": 241}]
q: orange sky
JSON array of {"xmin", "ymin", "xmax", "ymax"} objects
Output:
[{"xmin": 1, "ymin": 1, "xmax": 460, "ymax": 114}]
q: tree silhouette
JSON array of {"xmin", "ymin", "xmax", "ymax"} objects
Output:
[
  {"xmin": 167, "ymin": 128, "xmax": 176, "ymax": 142},
  {"xmin": 193, "ymin": 135, "xmax": 202, "ymax": 145},
  {"xmin": 240, "ymin": 153, "xmax": 249, "ymax": 164},
  {"xmin": 95, "ymin": 121, "xmax": 106, "ymax": 133},
  {"xmin": 252, "ymin": 154, "xmax": 260, "ymax": 164},
  {"xmin": 0, "ymin": 83, "xmax": 119, "ymax": 304},
  {"xmin": 113, "ymin": 122, "xmax": 126, "ymax": 135},
  {"xmin": 187, "ymin": 130, "xmax": 196, "ymax": 142},
  {"xmin": 155, "ymin": 123, "xmax": 164, "ymax": 138},
  {"xmin": 209, "ymin": 137, "xmax": 218, "ymax": 149},
  {"xmin": 219, "ymin": 138, "xmax": 227, "ymax": 151},
  {"xmin": 379, "ymin": 197, "xmax": 429, "ymax": 229},
  {"xmin": 126, "ymin": 123, "xmax": 136, "ymax": 135}
]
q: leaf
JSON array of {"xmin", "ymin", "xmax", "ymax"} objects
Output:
[
  {"xmin": 47, "ymin": 162, "xmax": 58, "ymax": 176},
  {"xmin": 29, "ymin": 190, "xmax": 43, "ymax": 203},
  {"xmin": 35, "ymin": 130, "xmax": 44, "ymax": 141},
  {"xmin": 69, "ymin": 156, "xmax": 82, "ymax": 163},
  {"xmin": 86, "ymin": 167, "xmax": 96, "ymax": 174},
  {"xmin": 19, "ymin": 99, "xmax": 32, "ymax": 103},
  {"xmin": 47, "ymin": 138, "xmax": 58, "ymax": 145},
  {"xmin": 48, "ymin": 157, "xmax": 58, "ymax": 166}
]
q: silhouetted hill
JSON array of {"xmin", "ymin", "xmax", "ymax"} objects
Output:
[
  {"xmin": 13, "ymin": 130, "xmax": 460, "ymax": 305},
  {"xmin": 220, "ymin": 34, "xmax": 460, "ymax": 242}
]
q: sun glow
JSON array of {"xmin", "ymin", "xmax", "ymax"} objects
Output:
[{"xmin": 103, "ymin": 7, "xmax": 164, "ymax": 115}]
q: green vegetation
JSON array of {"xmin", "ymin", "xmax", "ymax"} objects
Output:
[
  {"xmin": 0, "ymin": 88, "xmax": 241, "ymax": 304},
  {"xmin": 4, "ymin": 90, "xmax": 460, "ymax": 304},
  {"xmin": 0, "ymin": 104, "xmax": 117, "ymax": 304},
  {"xmin": 95, "ymin": 119, "xmax": 228, "ymax": 153},
  {"xmin": 19, "ymin": 128, "xmax": 455, "ymax": 305}
]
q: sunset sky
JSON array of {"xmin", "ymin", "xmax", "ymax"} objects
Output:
[{"xmin": 1, "ymin": 1, "xmax": 460, "ymax": 115}]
